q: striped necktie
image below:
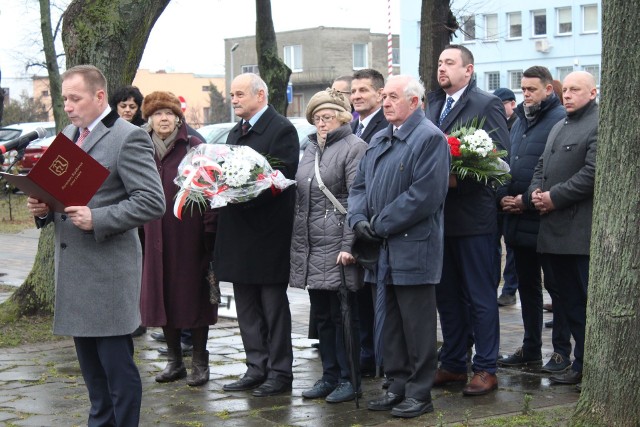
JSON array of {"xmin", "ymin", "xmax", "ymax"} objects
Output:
[
  {"xmin": 76, "ymin": 128, "xmax": 90, "ymax": 147},
  {"xmin": 356, "ymin": 122, "xmax": 364, "ymax": 138},
  {"xmin": 438, "ymin": 96, "xmax": 454, "ymax": 126}
]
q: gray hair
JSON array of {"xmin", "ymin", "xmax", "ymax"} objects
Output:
[
  {"xmin": 387, "ymin": 75, "xmax": 425, "ymax": 102},
  {"xmin": 244, "ymin": 73, "xmax": 269, "ymax": 100}
]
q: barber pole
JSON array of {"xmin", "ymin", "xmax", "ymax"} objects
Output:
[{"xmin": 387, "ymin": 0, "xmax": 393, "ymax": 77}]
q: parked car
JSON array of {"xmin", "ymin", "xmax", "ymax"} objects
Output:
[
  {"xmin": 0, "ymin": 122, "xmax": 56, "ymax": 173},
  {"xmin": 198, "ymin": 118, "xmax": 316, "ymax": 160}
]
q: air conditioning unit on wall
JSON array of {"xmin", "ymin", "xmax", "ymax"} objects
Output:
[{"xmin": 535, "ymin": 38, "xmax": 551, "ymax": 53}]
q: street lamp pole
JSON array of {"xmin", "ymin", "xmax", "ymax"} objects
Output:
[{"xmin": 229, "ymin": 43, "xmax": 239, "ymax": 122}]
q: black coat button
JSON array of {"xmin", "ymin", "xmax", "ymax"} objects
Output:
[
  {"xmin": 60, "ymin": 243, "xmax": 67, "ymax": 249},
  {"xmin": 61, "ymin": 214, "xmax": 67, "ymax": 221}
]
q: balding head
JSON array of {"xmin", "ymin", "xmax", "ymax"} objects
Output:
[{"xmin": 562, "ymin": 71, "xmax": 597, "ymax": 114}]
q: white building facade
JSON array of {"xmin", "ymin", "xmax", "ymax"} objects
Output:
[{"xmin": 400, "ymin": 0, "xmax": 601, "ymax": 102}]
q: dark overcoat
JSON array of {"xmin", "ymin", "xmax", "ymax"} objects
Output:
[
  {"xmin": 213, "ymin": 105, "xmax": 299, "ymax": 284},
  {"xmin": 496, "ymin": 94, "xmax": 565, "ymax": 248},
  {"xmin": 528, "ymin": 101, "xmax": 597, "ymax": 256},
  {"xmin": 351, "ymin": 108, "xmax": 388, "ymax": 143},
  {"xmin": 140, "ymin": 124, "xmax": 218, "ymax": 328}
]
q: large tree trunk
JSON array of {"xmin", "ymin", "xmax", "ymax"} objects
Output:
[
  {"xmin": 255, "ymin": 0, "xmax": 291, "ymax": 115},
  {"xmin": 62, "ymin": 0, "xmax": 170, "ymax": 91},
  {"xmin": 571, "ymin": 0, "xmax": 640, "ymax": 425},
  {"xmin": 2, "ymin": 0, "xmax": 170, "ymax": 320},
  {"xmin": 419, "ymin": 0, "xmax": 457, "ymax": 92},
  {"xmin": 39, "ymin": 0, "xmax": 65, "ymax": 132}
]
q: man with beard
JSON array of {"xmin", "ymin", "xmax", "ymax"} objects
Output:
[
  {"xmin": 528, "ymin": 71, "xmax": 598, "ymax": 389},
  {"xmin": 425, "ymin": 44, "xmax": 510, "ymax": 396},
  {"xmin": 496, "ymin": 66, "xmax": 572, "ymax": 374}
]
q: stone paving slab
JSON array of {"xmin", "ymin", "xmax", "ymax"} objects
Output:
[{"xmin": 0, "ymin": 231, "xmax": 579, "ymax": 425}]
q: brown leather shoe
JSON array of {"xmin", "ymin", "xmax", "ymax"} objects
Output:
[
  {"xmin": 462, "ymin": 371, "xmax": 498, "ymax": 396},
  {"xmin": 433, "ymin": 368, "xmax": 468, "ymax": 386}
]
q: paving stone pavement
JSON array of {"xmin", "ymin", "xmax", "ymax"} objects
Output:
[{"xmin": 0, "ymin": 229, "xmax": 579, "ymax": 426}]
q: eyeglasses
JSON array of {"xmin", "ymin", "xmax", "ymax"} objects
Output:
[{"xmin": 313, "ymin": 114, "xmax": 336, "ymax": 124}]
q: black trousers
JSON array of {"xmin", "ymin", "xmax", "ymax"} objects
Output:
[
  {"xmin": 384, "ymin": 284, "xmax": 437, "ymax": 402},
  {"xmin": 233, "ymin": 282, "xmax": 293, "ymax": 383},
  {"xmin": 540, "ymin": 254, "xmax": 589, "ymax": 372},
  {"xmin": 309, "ymin": 289, "xmax": 361, "ymax": 386},
  {"xmin": 74, "ymin": 335, "xmax": 141, "ymax": 427}
]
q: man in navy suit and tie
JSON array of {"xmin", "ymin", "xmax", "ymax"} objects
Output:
[
  {"xmin": 425, "ymin": 45, "xmax": 510, "ymax": 396},
  {"xmin": 349, "ymin": 69, "xmax": 389, "ymax": 377}
]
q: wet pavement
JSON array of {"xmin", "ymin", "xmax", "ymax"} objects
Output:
[{"xmin": 0, "ymin": 229, "xmax": 579, "ymax": 426}]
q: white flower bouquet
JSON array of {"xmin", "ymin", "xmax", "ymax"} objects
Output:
[{"xmin": 173, "ymin": 144, "xmax": 295, "ymax": 218}]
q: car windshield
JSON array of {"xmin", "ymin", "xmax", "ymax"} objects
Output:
[{"xmin": 0, "ymin": 128, "xmax": 22, "ymax": 142}]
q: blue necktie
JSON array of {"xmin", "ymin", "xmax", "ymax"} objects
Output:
[
  {"xmin": 356, "ymin": 122, "xmax": 364, "ymax": 138},
  {"xmin": 438, "ymin": 97, "xmax": 454, "ymax": 126}
]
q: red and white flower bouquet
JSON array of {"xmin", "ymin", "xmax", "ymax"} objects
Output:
[
  {"xmin": 447, "ymin": 118, "xmax": 511, "ymax": 186},
  {"xmin": 173, "ymin": 144, "xmax": 295, "ymax": 219}
]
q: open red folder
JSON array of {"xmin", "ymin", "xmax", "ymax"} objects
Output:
[{"xmin": 0, "ymin": 132, "xmax": 109, "ymax": 212}]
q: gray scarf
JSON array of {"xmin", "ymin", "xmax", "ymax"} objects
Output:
[
  {"xmin": 523, "ymin": 102, "xmax": 542, "ymax": 121},
  {"xmin": 151, "ymin": 126, "xmax": 179, "ymax": 159}
]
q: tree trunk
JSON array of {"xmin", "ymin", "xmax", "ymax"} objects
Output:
[
  {"xmin": 62, "ymin": 0, "xmax": 170, "ymax": 91},
  {"xmin": 571, "ymin": 0, "xmax": 640, "ymax": 425},
  {"xmin": 38, "ymin": 0, "xmax": 65, "ymax": 132},
  {"xmin": 419, "ymin": 0, "xmax": 458, "ymax": 92},
  {"xmin": 255, "ymin": 0, "xmax": 291, "ymax": 115},
  {"xmin": 1, "ymin": 0, "xmax": 170, "ymax": 321}
]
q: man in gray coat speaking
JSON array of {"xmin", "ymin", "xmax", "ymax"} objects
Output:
[
  {"xmin": 27, "ymin": 65, "xmax": 165, "ymax": 426},
  {"xmin": 348, "ymin": 75, "xmax": 450, "ymax": 418}
]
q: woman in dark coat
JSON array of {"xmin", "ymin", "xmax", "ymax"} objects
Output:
[
  {"xmin": 109, "ymin": 85, "xmax": 145, "ymax": 126},
  {"xmin": 290, "ymin": 89, "xmax": 367, "ymax": 403},
  {"xmin": 139, "ymin": 91, "xmax": 217, "ymax": 387}
]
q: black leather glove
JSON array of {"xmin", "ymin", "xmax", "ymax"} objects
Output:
[{"xmin": 354, "ymin": 220, "xmax": 382, "ymax": 243}]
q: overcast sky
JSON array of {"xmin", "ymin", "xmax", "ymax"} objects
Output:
[{"xmin": 0, "ymin": 0, "xmax": 400, "ymax": 96}]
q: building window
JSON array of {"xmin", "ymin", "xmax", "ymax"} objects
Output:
[
  {"xmin": 284, "ymin": 45, "xmax": 302, "ymax": 72},
  {"xmin": 508, "ymin": 70, "xmax": 523, "ymax": 90},
  {"xmin": 41, "ymin": 90, "xmax": 49, "ymax": 97},
  {"xmin": 507, "ymin": 12, "xmax": 522, "ymax": 39},
  {"xmin": 531, "ymin": 10, "xmax": 547, "ymax": 36},
  {"xmin": 583, "ymin": 65, "xmax": 601, "ymax": 85},
  {"xmin": 486, "ymin": 72, "xmax": 500, "ymax": 91},
  {"xmin": 353, "ymin": 43, "xmax": 368, "ymax": 69},
  {"xmin": 557, "ymin": 7, "xmax": 572, "ymax": 34},
  {"xmin": 582, "ymin": 4, "xmax": 598, "ymax": 33},
  {"xmin": 462, "ymin": 15, "xmax": 476, "ymax": 41},
  {"xmin": 557, "ymin": 66, "xmax": 574, "ymax": 82},
  {"xmin": 241, "ymin": 65, "xmax": 259, "ymax": 74},
  {"xmin": 484, "ymin": 14, "xmax": 498, "ymax": 41},
  {"xmin": 202, "ymin": 86, "xmax": 210, "ymax": 92},
  {"xmin": 392, "ymin": 47, "xmax": 400, "ymax": 66}
]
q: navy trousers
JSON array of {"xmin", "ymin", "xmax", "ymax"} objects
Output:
[
  {"xmin": 540, "ymin": 254, "xmax": 589, "ymax": 372},
  {"xmin": 74, "ymin": 335, "xmax": 141, "ymax": 427},
  {"xmin": 356, "ymin": 282, "xmax": 376, "ymax": 368},
  {"xmin": 437, "ymin": 233, "xmax": 500, "ymax": 374}
]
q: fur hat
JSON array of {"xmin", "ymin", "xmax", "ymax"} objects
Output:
[
  {"xmin": 305, "ymin": 88, "xmax": 352, "ymax": 124},
  {"xmin": 141, "ymin": 91, "xmax": 184, "ymax": 120}
]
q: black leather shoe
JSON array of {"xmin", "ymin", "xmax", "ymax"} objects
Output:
[
  {"xmin": 150, "ymin": 332, "xmax": 166, "ymax": 342},
  {"xmin": 223, "ymin": 375, "xmax": 264, "ymax": 391},
  {"xmin": 251, "ymin": 379, "xmax": 292, "ymax": 397},
  {"xmin": 550, "ymin": 369, "xmax": 582, "ymax": 385},
  {"xmin": 391, "ymin": 397, "xmax": 434, "ymax": 418},
  {"xmin": 381, "ymin": 376, "xmax": 392, "ymax": 389},
  {"xmin": 367, "ymin": 392, "xmax": 404, "ymax": 411}
]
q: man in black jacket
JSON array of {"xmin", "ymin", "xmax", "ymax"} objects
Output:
[
  {"xmin": 425, "ymin": 44, "xmax": 509, "ymax": 396},
  {"xmin": 496, "ymin": 66, "xmax": 571, "ymax": 374},
  {"xmin": 216, "ymin": 73, "xmax": 299, "ymax": 397}
]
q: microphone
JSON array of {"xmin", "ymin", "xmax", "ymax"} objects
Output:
[{"xmin": 0, "ymin": 127, "xmax": 48, "ymax": 155}]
